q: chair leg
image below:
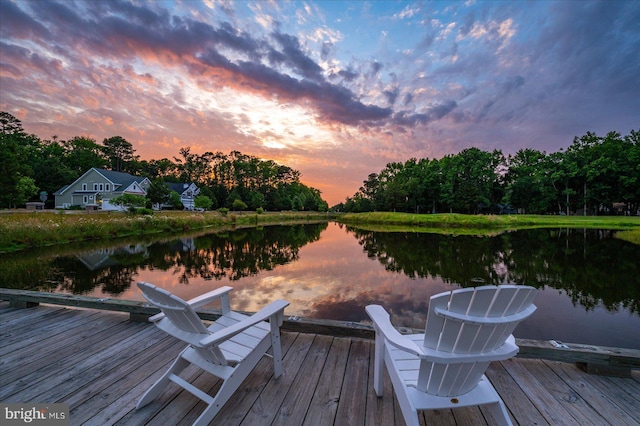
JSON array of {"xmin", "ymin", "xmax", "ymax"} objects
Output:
[
  {"xmin": 137, "ymin": 352, "xmax": 190, "ymax": 409},
  {"xmin": 194, "ymin": 338, "xmax": 272, "ymax": 425},
  {"xmin": 372, "ymin": 331, "xmax": 385, "ymax": 396},
  {"xmin": 270, "ymin": 321, "xmax": 284, "ymax": 378},
  {"xmin": 192, "ymin": 371, "xmax": 246, "ymax": 426},
  {"xmin": 382, "ymin": 349, "xmax": 419, "ymax": 426},
  {"xmin": 484, "ymin": 401, "xmax": 513, "ymax": 426}
]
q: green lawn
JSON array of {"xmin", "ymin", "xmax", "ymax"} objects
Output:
[
  {"xmin": 3, "ymin": 211, "xmax": 638, "ymax": 253},
  {"xmin": 337, "ymin": 212, "xmax": 640, "ymax": 237},
  {"xmin": 0, "ymin": 210, "xmax": 336, "ymax": 253}
]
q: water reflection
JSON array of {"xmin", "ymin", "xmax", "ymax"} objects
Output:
[
  {"xmin": 1, "ymin": 224, "xmax": 325, "ymax": 296},
  {"xmin": 1, "ymin": 222, "xmax": 638, "ymax": 348},
  {"xmin": 346, "ymin": 227, "xmax": 640, "ymax": 314}
]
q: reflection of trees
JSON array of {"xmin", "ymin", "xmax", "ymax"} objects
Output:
[
  {"xmin": 2, "ymin": 224, "xmax": 326, "ymax": 295},
  {"xmin": 348, "ymin": 227, "xmax": 508, "ymax": 286},
  {"xmin": 155, "ymin": 225, "xmax": 325, "ymax": 284},
  {"xmin": 346, "ymin": 227, "xmax": 640, "ymax": 314}
]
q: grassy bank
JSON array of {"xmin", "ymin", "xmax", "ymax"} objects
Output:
[
  {"xmin": 615, "ymin": 229, "xmax": 640, "ymax": 245},
  {"xmin": 4, "ymin": 211, "xmax": 639, "ymax": 253},
  {"xmin": 0, "ymin": 210, "xmax": 336, "ymax": 253},
  {"xmin": 337, "ymin": 212, "xmax": 640, "ymax": 234}
]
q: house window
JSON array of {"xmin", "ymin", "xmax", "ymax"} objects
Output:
[
  {"xmin": 94, "ymin": 183, "xmax": 98, "ymax": 191},
  {"xmin": 83, "ymin": 196, "xmax": 88, "ymax": 204},
  {"xmin": 99, "ymin": 183, "xmax": 104, "ymax": 191},
  {"xmin": 106, "ymin": 184, "xmax": 110, "ymax": 191},
  {"xmin": 82, "ymin": 183, "xmax": 87, "ymax": 190}
]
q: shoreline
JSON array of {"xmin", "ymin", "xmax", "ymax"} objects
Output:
[
  {"xmin": 0, "ymin": 210, "xmax": 337, "ymax": 253},
  {"xmin": 2, "ymin": 210, "xmax": 639, "ymax": 253}
]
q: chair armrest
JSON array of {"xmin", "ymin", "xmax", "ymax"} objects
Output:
[
  {"xmin": 366, "ymin": 305, "xmax": 425, "ymax": 357},
  {"xmin": 186, "ymin": 286, "xmax": 233, "ymax": 310},
  {"xmin": 199, "ymin": 299, "xmax": 290, "ymax": 347},
  {"xmin": 148, "ymin": 286, "xmax": 234, "ymax": 322}
]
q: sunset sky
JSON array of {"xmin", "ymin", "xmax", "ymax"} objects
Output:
[{"xmin": 1, "ymin": 0, "xmax": 639, "ymax": 205}]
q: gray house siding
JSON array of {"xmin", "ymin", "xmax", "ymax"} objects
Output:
[{"xmin": 54, "ymin": 168, "xmax": 150, "ymax": 210}]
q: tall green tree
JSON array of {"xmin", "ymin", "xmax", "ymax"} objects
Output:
[
  {"xmin": 145, "ymin": 179, "xmax": 171, "ymax": 208},
  {"xmin": 102, "ymin": 136, "xmax": 136, "ymax": 172},
  {"xmin": 505, "ymin": 149, "xmax": 555, "ymax": 214},
  {"xmin": 64, "ymin": 136, "xmax": 107, "ymax": 175},
  {"xmin": 0, "ymin": 112, "xmax": 38, "ymax": 207},
  {"xmin": 31, "ymin": 138, "xmax": 76, "ymax": 199}
]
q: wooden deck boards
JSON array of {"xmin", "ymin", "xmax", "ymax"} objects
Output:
[{"xmin": 1, "ymin": 303, "xmax": 638, "ymax": 426}]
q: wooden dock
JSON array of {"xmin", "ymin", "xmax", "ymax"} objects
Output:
[{"xmin": 1, "ymin": 302, "xmax": 639, "ymax": 426}]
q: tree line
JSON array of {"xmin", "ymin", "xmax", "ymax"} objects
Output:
[
  {"xmin": 337, "ymin": 129, "xmax": 640, "ymax": 216},
  {"xmin": 0, "ymin": 112, "xmax": 328, "ymax": 211}
]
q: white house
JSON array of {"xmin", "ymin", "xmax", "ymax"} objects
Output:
[{"xmin": 164, "ymin": 182, "xmax": 200, "ymax": 210}]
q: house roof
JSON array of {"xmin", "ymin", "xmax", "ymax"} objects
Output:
[
  {"xmin": 94, "ymin": 169, "xmax": 147, "ymax": 187},
  {"xmin": 54, "ymin": 168, "xmax": 149, "ymax": 196},
  {"xmin": 166, "ymin": 182, "xmax": 196, "ymax": 194},
  {"xmin": 53, "ymin": 185, "xmax": 69, "ymax": 196}
]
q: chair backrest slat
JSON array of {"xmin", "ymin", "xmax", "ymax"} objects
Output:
[
  {"xmin": 419, "ymin": 285, "xmax": 537, "ymax": 396},
  {"xmin": 138, "ymin": 282, "xmax": 230, "ymax": 365},
  {"xmin": 140, "ymin": 283, "xmax": 209, "ymax": 333}
]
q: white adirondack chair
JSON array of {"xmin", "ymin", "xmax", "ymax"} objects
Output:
[
  {"xmin": 136, "ymin": 282, "xmax": 289, "ymax": 426},
  {"xmin": 366, "ymin": 285, "xmax": 537, "ymax": 426}
]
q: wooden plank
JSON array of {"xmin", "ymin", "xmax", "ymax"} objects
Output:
[
  {"xmin": 144, "ymin": 368, "xmax": 216, "ymax": 426},
  {"xmin": 0, "ymin": 307, "xmax": 98, "ymax": 352},
  {"xmin": 612, "ymin": 371, "xmax": 640, "ymax": 402},
  {"xmin": 0, "ymin": 304, "xmax": 66, "ymax": 324},
  {"xmin": 303, "ymin": 337, "xmax": 351, "ymax": 426},
  {"xmin": 517, "ymin": 338, "xmax": 640, "ymax": 372},
  {"xmin": 512, "ymin": 358, "xmax": 599, "ymax": 426},
  {"xmin": 70, "ymin": 355, "xmax": 188, "ymax": 424},
  {"xmin": 0, "ymin": 323, "xmax": 139, "ymax": 402},
  {"xmin": 485, "ymin": 361, "xmax": 550, "ymax": 426},
  {"xmin": 272, "ymin": 334, "xmax": 334, "ymax": 425},
  {"xmin": 334, "ymin": 338, "xmax": 371, "ymax": 426},
  {"xmin": 422, "ymin": 408, "xmax": 457, "ymax": 426},
  {"xmin": 79, "ymin": 364, "xmax": 202, "ymax": 425},
  {"xmin": 542, "ymin": 360, "xmax": 640, "ymax": 426},
  {"xmin": 576, "ymin": 373, "xmax": 640, "ymax": 421},
  {"xmin": 239, "ymin": 333, "xmax": 315, "ymax": 426},
  {"xmin": 39, "ymin": 327, "xmax": 170, "ymax": 404},
  {"xmin": 0, "ymin": 320, "xmax": 152, "ymax": 402},
  {"xmin": 207, "ymin": 332, "xmax": 299, "ymax": 426},
  {"xmin": 451, "ymin": 406, "xmax": 487, "ymax": 426},
  {"xmin": 0, "ymin": 309, "xmax": 124, "ymax": 372},
  {"xmin": 282, "ymin": 317, "xmax": 375, "ymax": 339},
  {"xmin": 3, "ymin": 290, "xmax": 639, "ymax": 373},
  {"xmin": 0, "ymin": 288, "xmax": 160, "ymax": 317},
  {"xmin": 2, "ymin": 303, "xmax": 640, "ymax": 426},
  {"xmin": 365, "ymin": 342, "xmax": 395, "ymax": 426},
  {"xmin": 63, "ymin": 335, "xmax": 181, "ymax": 409}
]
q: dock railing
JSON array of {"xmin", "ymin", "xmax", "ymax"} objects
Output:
[{"xmin": 1, "ymin": 288, "xmax": 638, "ymax": 377}]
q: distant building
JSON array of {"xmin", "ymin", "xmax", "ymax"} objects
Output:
[
  {"xmin": 54, "ymin": 168, "xmax": 199, "ymax": 211},
  {"xmin": 163, "ymin": 182, "xmax": 200, "ymax": 210},
  {"xmin": 54, "ymin": 168, "xmax": 149, "ymax": 211}
]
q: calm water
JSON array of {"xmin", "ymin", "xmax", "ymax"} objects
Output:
[{"xmin": 2, "ymin": 222, "xmax": 639, "ymax": 349}]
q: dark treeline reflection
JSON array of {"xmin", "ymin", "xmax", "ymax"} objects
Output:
[
  {"xmin": 345, "ymin": 227, "xmax": 640, "ymax": 314},
  {"xmin": 1, "ymin": 223, "xmax": 326, "ymax": 295}
]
